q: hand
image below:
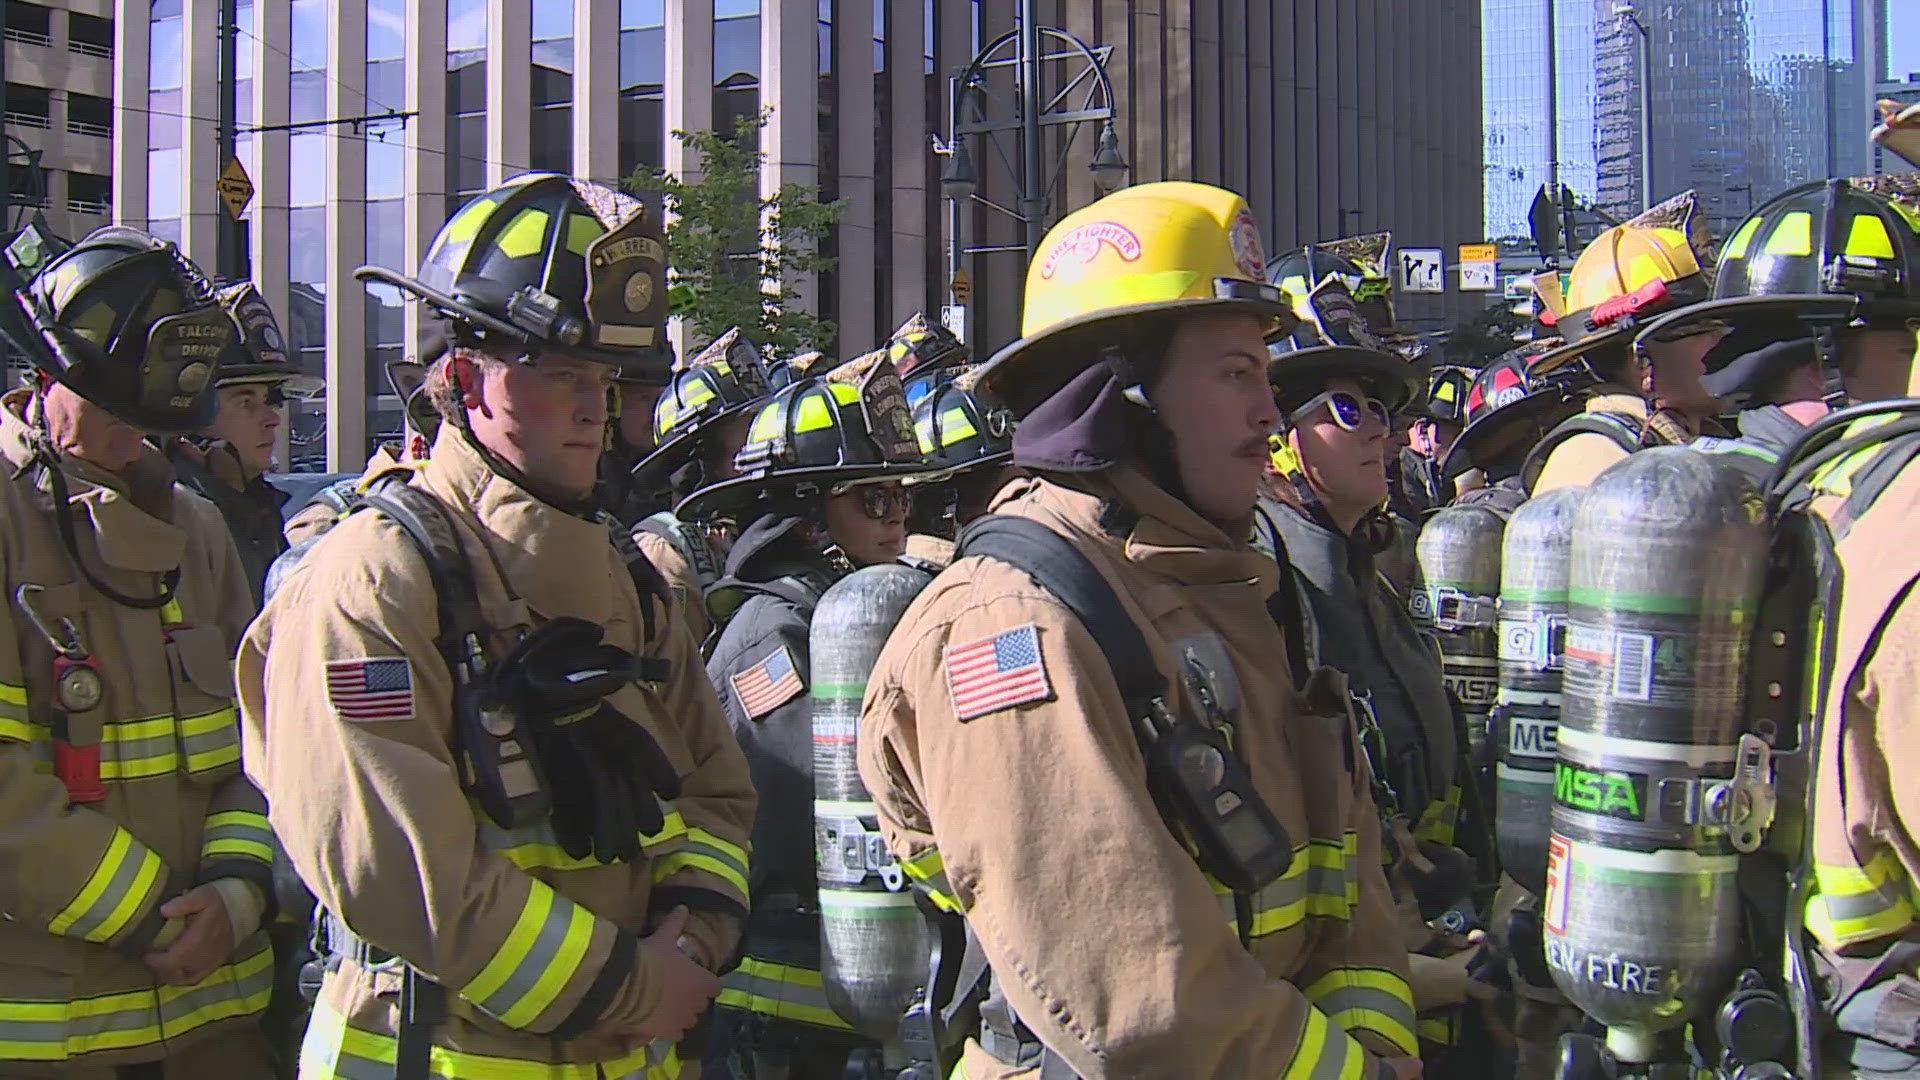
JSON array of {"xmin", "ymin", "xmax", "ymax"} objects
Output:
[
  {"xmin": 1407, "ymin": 938, "xmax": 1501, "ymax": 1011},
  {"xmin": 143, "ymin": 885, "xmax": 236, "ymax": 986},
  {"xmin": 1383, "ymin": 1055, "xmax": 1424, "ymax": 1080},
  {"xmin": 629, "ymin": 907, "xmax": 721, "ymax": 1043}
]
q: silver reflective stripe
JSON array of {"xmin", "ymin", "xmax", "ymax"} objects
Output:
[
  {"xmin": 1308, "ymin": 1035, "xmax": 1359, "ymax": 1080},
  {"xmin": 1313, "ymin": 984, "xmax": 1417, "ymax": 1042},
  {"xmin": 60, "ymin": 841, "xmax": 155, "ymax": 942},
  {"xmin": 467, "ymin": 895, "xmax": 576, "ymax": 1022},
  {"xmin": 179, "ymin": 713, "xmax": 241, "ymax": 772},
  {"xmin": 1822, "ymin": 876, "xmax": 1914, "ymax": 921}
]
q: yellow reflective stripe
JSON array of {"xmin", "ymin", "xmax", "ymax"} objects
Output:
[
  {"xmin": 1806, "ymin": 848, "xmax": 1920, "ymax": 947},
  {"xmin": 1765, "ymin": 211, "xmax": 1813, "ymax": 256},
  {"xmin": 651, "ymin": 851, "xmax": 749, "ymax": 901},
  {"xmin": 47, "ymin": 829, "xmax": 164, "ymax": 943},
  {"xmin": 200, "ymin": 809, "xmax": 274, "ymax": 866},
  {"xmin": 1413, "ymin": 786, "xmax": 1462, "ymax": 847},
  {"xmin": 1847, "ymin": 213, "xmax": 1897, "ymax": 259},
  {"xmin": 308, "ymin": 996, "xmax": 678, "ymax": 1079},
  {"xmin": 1222, "ymin": 832, "xmax": 1362, "ymax": 938},
  {"xmin": 717, "ymin": 957, "xmax": 855, "ymax": 1031},
  {"xmin": 483, "ymin": 807, "xmax": 687, "ymax": 872},
  {"xmin": 159, "ymin": 599, "xmax": 184, "ymax": 625},
  {"xmin": 1305, "ymin": 967, "xmax": 1419, "ymax": 1056},
  {"xmin": 97, "ymin": 715, "xmax": 178, "ymax": 780},
  {"xmin": 0, "ymin": 715, "xmax": 31, "ymax": 743},
  {"xmin": 0, "ymin": 679, "xmax": 27, "ymax": 706},
  {"xmin": 1419, "ymin": 1013, "xmax": 1458, "ymax": 1044},
  {"xmin": 793, "ymin": 393, "xmax": 835, "ymax": 434},
  {"xmin": 0, "ymin": 935, "xmax": 271, "ymax": 1061},
  {"xmin": 1723, "ymin": 215, "xmax": 1763, "ymax": 261},
  {"xmin": 900, "ymin": 846, "xmax": 963, "ymax": 913},
  {"xmin": 1280, "ymin": 1005, "xmax": 1368, "ymax": 1080},
  {"xmin": 178, "ymin": 706, "xmax": 241, "ymax": 773},
  {"xmin": 457, "ymin": 882, "xmax": 596, "ymax": 1029}
]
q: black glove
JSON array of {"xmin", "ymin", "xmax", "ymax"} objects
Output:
[{"xmin": 489, "ymin": 617, "xmax": 683, "ymax": 863}]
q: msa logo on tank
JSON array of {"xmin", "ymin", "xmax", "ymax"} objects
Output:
[
  {"xmin": 1542, "ymin": 834, "xmax": 1680, "ymax": 999},
  {"xmin": 1553, "ymin": 761, "xmax": 1646, "ymax": 820},
  {"xmin": 1507, "ymin": 715, "xmax": 1557, "ymax": 757}
]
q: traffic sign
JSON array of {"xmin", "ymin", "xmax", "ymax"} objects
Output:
[
  {"xmin": 216, "ymin": 156, "xmax": 254, "ymax": 219},
  {"xmin": 940, "ymin": 304, "xmax": 967, "ymax": 344},
  {"xmin": 1458, "ymin": 242, "xmax": 1498, "ymax": 292},
  {"xmin": 1458, "ymin": 243, "xmax": 1497, "ymax": 264},
  {"xmin": 948, "ymin": 267, "xmax": 972, "ymax": 304},
  {"xmin": 1400, "ymin": 248, "xmax": 1444, "ymax": 294}
]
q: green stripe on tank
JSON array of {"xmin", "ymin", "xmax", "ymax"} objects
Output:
[
  {"xmin": 818, "ymin": 889, "xmax": 922, "ymax": 918},
  {"xmin": 1567, "ymin": 588, "xmax": 1752, "ymax": 617},
  {"xmin": 1565, "ymin": 862, "xmax": 1737, "ymax": 888},
  {"xmin": 1499, "ymin": 588, "xmax": 1568, "ymax": 603},
  {"xmin": 810, "ymin": 682, "xmax": 869, "ymax": 700}
]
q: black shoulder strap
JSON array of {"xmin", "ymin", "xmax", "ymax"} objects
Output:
[
  {"xmin": 954, "ymin": 515, "xmax": 1166, "ymax": 712},
  {"xmin": 1837, "ymin": 431, "xmax": 1920, "ymax": 535},
  {"xmin": 608, "ymin": 515, "xmax": 672, "ymax": 646},
  {"xmin": 360, "ymin": 476, "xmax": 485, "ymax": 661},
  {"xmin": 1520, "ymin": 410, "xmax": 1644, "ymax": 492}
]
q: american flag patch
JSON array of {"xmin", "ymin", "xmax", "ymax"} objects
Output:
[
  {"xmin": 731, "ymin": 645, "xmax": 805, "ymax": 720},
  {"xmin": 944, "ymin": 624, "xmax": 1052, "ymax": 721},
  {"xmin": 325, "ymin": 657, "xmax": 415, "ymax": 721}
]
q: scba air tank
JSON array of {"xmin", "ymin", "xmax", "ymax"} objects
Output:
[
  {"xmin": 1413, "ymin": 503, "xmax": 1507, "ymax": 757},
  {"xmin": 811, "ymin": 563, "xmax": 934, "ymax": 1038},
  {"xmin": 1544, "ymin": 447, "xmax": 1769, "ymax": 1046},
  {"xmin": 1494, "ymin": 485, "xmax": 1584, "ymax": 896}
]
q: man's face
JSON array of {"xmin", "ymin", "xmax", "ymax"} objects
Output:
[
  {"xmin": 459, "ymin": 350, "xmax": 615, "ymax": 500},
  {"xmin": 1841, "ymin": 327, "xmax": 1919, "ymax": 402},
  {"xmin": 200, "ymin": 384, "xmax": 282, "ymax": 477},
  {"xmin": 1646, "ymin": 327, "xmax": 1728, "ymax": 415},
  {"xmin": 1147, "ymin": 312, "xmax": 1280, "ymax": 526},
  {"xmin": 619, "ymin": 383, "xmax": 663, "ymax": 454},
  {"xmin": 825, "ymin": 481, "xmax": 910, "ymax": 565},
  {"xmin": 41, "ymin": 381, "xmax": 147, "ymax": 474}
]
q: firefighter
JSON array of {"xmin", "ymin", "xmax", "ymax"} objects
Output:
[
  {"xmin": 163, "ymin": 280, "xmax": 315, "ymax": 605},
  {"xmin": 235, "ymin": 173, "xmax": 755, "ymax": 1079},
  {"xmin": 885, "ymin": 312, "xmax": 970, "ymax": 393},
  {"xmin": 601, "ymin": 329, "xmax": 678, "ymax": 528},
  {"xmin": 680, "ymin": 350, "xmax": 927, "ymax": 1078},
  {"xmin": 1395, "ymin": 363, "xmax": 1475, "ymax": 520},
  {"xmin": 1632, "ymin": 175, "xmax": 1920, "ymax": 488},
  {"xmin": 859, "ymin": 181, "xmax": 1420, "ymax": 1079},
  {"xmin": 629, "ymin": 328, "xmax": 779, "ymax": 650},
  {"xmin": 1259, "ymin": 275, "xmax": 1499, "ymax": 1070},
  {"xmin": 1437, "ymin": 347, "xmax": 1584, "ymax": 512},
  {"xmin": 1523, "ymin": 191, "xmax": 1729, "ymax": 494},
  {"xmin": 0, "ymin": 225, "xmax": 276, "ymax": 1073},
  {"xmin": 899, "ymin": 366, "xmax": 1021, "ymax": 570}
]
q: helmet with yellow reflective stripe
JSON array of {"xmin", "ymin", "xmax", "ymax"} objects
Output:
[
  {"xmin": 674, "ymin": 350, "xmax": 930, "ymax": 519},
  {"xmin": 1528, "ymin": 190, "xmax": 1716, "ymax": 375},
  {"xmin": 1699, "ymin": 175, "xmax": 1919, "ymax": 324},
  {"xmin": 353, "ymin": 173, "xmax": 674, "ymax": 383},
  {"xmin": 632, "ymin": 326, "xmax": 775, "ymax": 485},
  {"xmin": 885, "ymin": 312, "xmax": 969, "ymax": 381},
  {"xmin": 1420, "ymin": 364, "xmax": 1476, "ymax": 425},
  {"xmin": 911, "ymin": 366, "xmax": 1014, "ymax": 476},
  {"xmin": 977, "ymin": 181, "xmax": 1297, "ymax": 414}
]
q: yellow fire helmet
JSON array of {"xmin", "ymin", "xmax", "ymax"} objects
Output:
[
  {"xmin": 1530, "ymin": 190, "xmax": 1715, "ymax": 375},
  {"xmin": 977, "ymin": 181, "xmax": 1298, "ymax": 414}
]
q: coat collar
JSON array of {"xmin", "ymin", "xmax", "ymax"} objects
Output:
[{"xmin": 0, "ymin": 390, "xmax": 186, "ymax": 572}]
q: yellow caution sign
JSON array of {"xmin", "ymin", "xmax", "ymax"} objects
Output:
[{"xmin": 216, "ymin": 156, "xmax": 255, "ymax": 220}]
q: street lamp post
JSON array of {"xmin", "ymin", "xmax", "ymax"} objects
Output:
[
  {"xmin": 1615, "ymin": 2, "xmax": 1653, "ymax": 213},
  {"xmin": 932, "ymin": 15, "xmax": 1126, "ymax": 346}
]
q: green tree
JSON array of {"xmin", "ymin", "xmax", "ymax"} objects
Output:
[{"xmin": 625, "ymin": 109, "xmax": 845, "ymax": 357}]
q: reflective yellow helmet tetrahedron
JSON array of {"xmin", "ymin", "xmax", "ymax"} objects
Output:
[{"xmin": 980, "ymin": 181, "xmax": 1295, "ymax": 411}]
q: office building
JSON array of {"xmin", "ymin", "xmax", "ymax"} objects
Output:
[
  {"xmin": 1485, "ymin": 0, "xmax": 1882, "ymax": 244},
  {"xmin": 5, "ymin": 0, "xmax": 117, "ymax": 240},
  {"xmin": 118, "ymin": 0, "xmax": 1485, "ymax": 472}
]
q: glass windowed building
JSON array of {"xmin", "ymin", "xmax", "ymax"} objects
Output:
[
  {"xmin": 1485, "ymin": 0, "xmax": 1886, "ymax": 244},
  {"xmin": 116, "ymin": 0, "xmax": 1486, "ymax": 472}
]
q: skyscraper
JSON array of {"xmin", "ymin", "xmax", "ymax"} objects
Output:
[
  {"xmin": 1482, "ymin": 0, "xmax": 1598, "ymax": 241},
  {"xmin": 1485, "ymin": 0, "xmax": 1881, "ymax": 243}
]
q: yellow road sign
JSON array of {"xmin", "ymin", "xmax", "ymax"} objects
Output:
[
  {"xmin": 949, "ymin": 267, "xmax": 972, "ymax": 303},
  {"xmin": 216, "ymin": 156, "xmax": 255, "ymax": 220},
  {"xmin": 1458, "ymin": 243, "xmax": 1497, "ymax": 264}
]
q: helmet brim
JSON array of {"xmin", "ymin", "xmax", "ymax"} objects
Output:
[
  {"xmin": 1630, "ymin": 293, "xmax": 1863, "ymax": 353},
  {"xmin": 978, "ymin": 294, "xmax": 1296, "ymax": 416},
  {"xmin": 630, "ymin": 397, "xmax": 762, "ymax": 484},
  {"xmin": 675, "ymin": 461, "xmax": 934, "ymax": 520},
  {"xmin": 1439, "ymin": 386, "xmax": 1579, "ymax": 479},
  {"xmin": 216, "ymin": 368, "xmax": 323, "ymax": 394},
  {"xmin": 1268, "ymin": 345, "xmax": 1427, "ymax": 416}
]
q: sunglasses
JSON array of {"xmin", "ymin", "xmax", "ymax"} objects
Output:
[
  {"xmin": 832, "ymin": 482, "xmax": 913, "ymax": 519},
  {"xmin": 1290, "ymin": 389, "xmax": 1391, "ymax": 432}
]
